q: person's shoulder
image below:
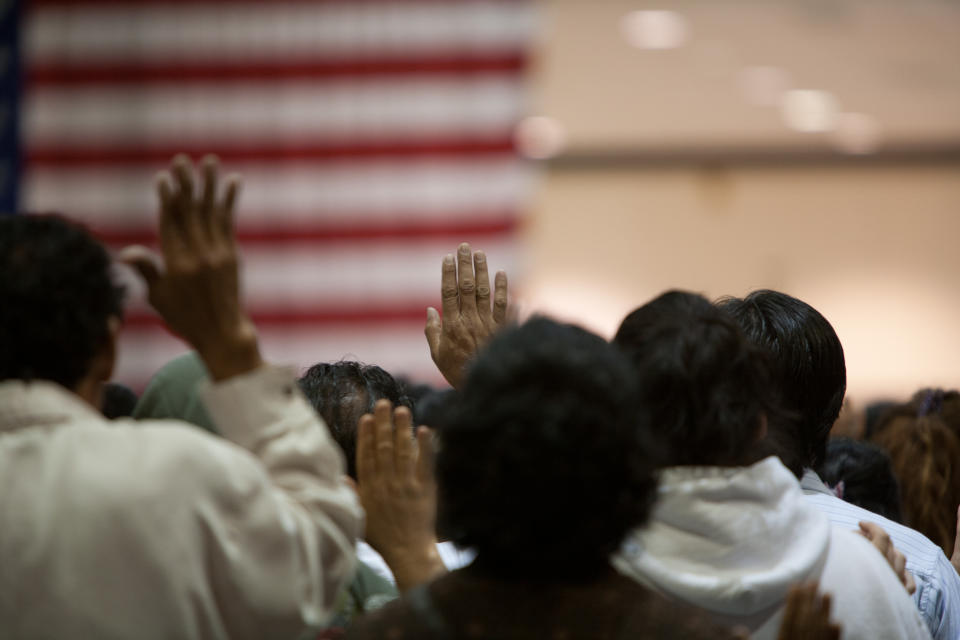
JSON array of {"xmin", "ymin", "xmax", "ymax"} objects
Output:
[
  {"xmin": 344, "ymin": 594, "xmax": 432, "ymax": 640},
  {"xmin": 806, "ymin": 492, "xmax": 944, "ymax": 568},
  {"xmin": 619, "ymin": 587, "xmax": 740, "ymax": 639},
  {"xmin": 821, "ymin": 529, "xmax": 930, "ymax": 638}
]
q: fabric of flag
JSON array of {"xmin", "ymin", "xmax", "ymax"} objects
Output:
[{"xmin": 20, "ymin": 0, "xmax": 535, "ymax": 389}]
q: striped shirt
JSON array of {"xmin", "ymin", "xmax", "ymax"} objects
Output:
[{"xmin": 802, "ymin": 469, "xmax": 960, "ymax": 640}]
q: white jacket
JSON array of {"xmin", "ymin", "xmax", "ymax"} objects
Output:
[
  {"xmin": 613, "ymin": 457, "xmax": 930, "ymax": 639},
  {"xmin": 0, "ymin": 367, "xmax": 363, "ymax": 640}
]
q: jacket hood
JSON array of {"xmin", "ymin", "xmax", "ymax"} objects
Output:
[{"xmin": 614, "ymin": 456, "xmax": 830, "ymax": 617}]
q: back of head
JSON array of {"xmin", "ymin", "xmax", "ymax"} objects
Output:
[
  {"xmin": 298, "ymin": 361, "xmax": 412, "ymax": 479},
  {"xmin": 437, "ymin": 316, "xmax": 657, "ymax": 579},
  {"xmin": 817, "ymin": 438, "xmax": 902, "ymax": 523},
  {"xmin": 614, "ymin": 290, "xmax": 780, "ymax": 468},
  {"xmin": 0, "ymin": 214, "xmax": 124, "ymax": 389},
  {"xmin": 717, "ymin": 290, "xmax": 846, "ymax": 470},
  {"xmin": 872, "ymin": 394, "xmax": 960, "ymax": 556}
]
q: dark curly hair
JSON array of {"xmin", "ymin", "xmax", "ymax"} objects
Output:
[
  {"xmin": 298, "ymin": 361, "xmax": 413, "ymax": 479},
  {"xmin": 0, "ymin": 214, "xmax": 124, "ymax": 389},
  {"xmin": 717, "ymin": 290, "xmax": 846, "ymax": 470},
  {"xmin": 614, "ymin": 290, "xmax": 789, "ymax": 470},
  {"xmin": 817, "ymin": 437, "xmax": 902, "ymax": 523},
  {"xmin": 436, "ymin": 317, "xmax": 658, "ymax": 579}
]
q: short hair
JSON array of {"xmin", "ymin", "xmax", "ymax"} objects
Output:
[
  {"xmin": 817, "ymin": 438, "xmax": 902, "ymax": 523},
  {"xmin": 436, "ymin": 317, "xmax": 657, "ymax": 579},
  {"xmin": 614, "ymin": 290, "xmax": 785, "ymax": 469},
  {"xmin": 297, "ymin": 361, "xmax": 413, "ymax": 479},
  {"xmin": 0, "ymin": 214, "xmax": 124, "ymax": 389},
  {"xmin": 101, "ymin": 382, "xmax": 139, "ymax": 420},
  {"xmin": 872, "ymin": 393, "xmax": 960, "ymax": 556},
  {"xmin": 717, "ymin": 290, "xmax": 846, "ymax": 470}
]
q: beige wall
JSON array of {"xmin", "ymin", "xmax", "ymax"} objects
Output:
[{"xmin": 520, "ymin": 163, "xmax": 960, "ymax": 401}]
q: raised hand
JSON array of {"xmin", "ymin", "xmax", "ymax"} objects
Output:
[
  {"xmin": 425, "ymin": 242, "xmax": 508, "ymax": 389},
  {"xmin": 120, "ymin": 154, "xmax": 261, "ymax": 381},
  {"xmin": 356, "ymin": 400, "xmax": 446, "ymax": 591},
  {"xmin": 777, "ymin": 584, "xmax": 841, "ymax": 640}
]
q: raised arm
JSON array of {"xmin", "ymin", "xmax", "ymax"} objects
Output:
[
  {"xmin": 425, "ymin": 242, "xmax": 508, "ymax": 389},
  {"xmin": 122, "ymin": 155, "xmax": 362, "ymax": 636}
]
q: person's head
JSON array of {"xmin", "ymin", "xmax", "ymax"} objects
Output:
[
  {"xmin": 298, "ymin": 361, "xmax": 412, "ymax": 479},
  {"xmin": 871, "ymin": 393, "xmax": 960, "ymax": 556},
  {"xmin": 717, "ymin": 290, "xmax": 846, "ymax": 470},
  {"xmin": 0, "ymin": 214, "xmax": 124, "ymax": 405},
  {"xmin": 101, "ymin": 382, "xmax": 139, "ymax": 420},
  {"xmin": 613, "ymin": 290, "xmax": 783, "ymax": 469},
  {"xmin": 817, "ymin": 438, "xmax": 902, "ymax": 523},
  {"xmin": 436, "ymin": 316, "xmax": 657, "ymax": 580}
]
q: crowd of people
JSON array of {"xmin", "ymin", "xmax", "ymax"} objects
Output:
[{"xmin": 1, "ymin": 154, "xmax": 957, "ymax": 639}]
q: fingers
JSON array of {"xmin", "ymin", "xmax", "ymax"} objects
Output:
[
  {"xmin": 356, "ymin": 413, "xmax": 377, "ymax": 484},
  {"xmin": 440, "ymin": 254, "xmax": 459, "ymax": 319},
  {"xmin": 425, "ymin": 307, "xmax": 442, "ymax": 361},
  {"xmin": 492, "ymin": 270, "xmax": 508, "ymax": 325},
  {"xmin": 415, "ymin": 426, "xmax": 436, "ymax": 488},
  {"xmin": 118, "ymin": 245, "xmax": 162, "ymax": 289},
  {"xmin": 393, "ymin": 406, "xmax": 415, "ymax": 479},
  {"xmin": 456, "ymin": 242, "xmax": 478, "ymax": 319},
  {"xmin": 373, "ymin": 399, "xmax": 396, "ymax": 478},
  {"xmin": 200, "ymin": 155, "xmax": 218, "ymax": 220},
  {"xmin": 220, "ymin": 174, "xmax": 241, "ymax": 239},
  {"xmin": 473, "ymin": 250, "xmax": 492, "ymax": 325}
]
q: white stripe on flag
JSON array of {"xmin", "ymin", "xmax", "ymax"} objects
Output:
[
  {"xmin": 24, "ymin": 76, "xmax": 526, "ymax": 146},
  {"xmin": 27, "ymin": 2, "xmax": 535, "ymax": 62},
  {"xmin": 23, "ymin": 160, "xmax": 534, "ymax": 227}
]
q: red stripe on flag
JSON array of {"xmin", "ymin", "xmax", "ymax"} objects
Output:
[
  {"xmin": 25, "ymin": 139, "xmax": 518, "ymax": 167},
  {"xmin": 30, "ymin": 0, "xmax": 525, "ymax": 6},
  {"xmin": 26, "ymin": 55, "xmax": 528, "ymax": 87},
  {"xmin": 94, "ymin": 216, "xmax": 519, "ymax": 246},
  {"xmin": 124, "ymin": 305, "xmax": 434, "ymax": 329}
]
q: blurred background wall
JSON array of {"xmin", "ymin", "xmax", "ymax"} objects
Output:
[
  {"xmin": 522, "ymin": 0, "xmax": 960, "ymax": 402},
  {"xmin": 7, "ymin": 0, "xmax": 960, "ymax": 402}
]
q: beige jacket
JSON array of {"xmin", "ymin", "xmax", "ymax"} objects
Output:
[{"xmin": 0, "ymin": 366, "xmax": 363, "ymax": 639}]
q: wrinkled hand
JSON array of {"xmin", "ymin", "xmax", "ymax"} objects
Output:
[
  {"xmin": 857, "ymin": 521, "xmax": 916, "ymax": 594},
  {"xmin": 357, "ymin": 400, "xmax": 446, "ymax": 591},
  {"xmin": 120, "ymin": 154, "xmax": 261, "ymax": 381},
  {"xmin": 425, "ymin": 242, "xmax": 508, "ymax": 389},
  {"xmin": 777, "ymin": 583, "xmax": 841, "ymax": 640}
]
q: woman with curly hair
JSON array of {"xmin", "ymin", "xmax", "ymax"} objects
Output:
[{"xmin": 872, "ymin": 389, "xmax": 960, "ymax": 559}]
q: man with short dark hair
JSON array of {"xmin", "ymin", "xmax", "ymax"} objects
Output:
[
  {"xmin": 0, "ymin": 156, "xmax": 362, "ymax": 639},
  {"xmin": 719, "ymin": 290, "xmax": 960, "ymax": 640},
  {"xmin": 612, "ymin": 291, "xmax": 929, "ymax": 640}
]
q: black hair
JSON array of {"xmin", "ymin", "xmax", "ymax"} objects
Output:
[
  {"xmin": 614, "ymin": 290, "xmax": 789, "ymax": 470},
  {"xmin": 437, "ymin": 317, "xmax": 657, "ymax": 579},
  {"xmin": 101, "ymin": 382, "xmax": 139, "ymax": 419},
  {"xmin": 717, "ymin": 290, "xmax": 846, "ymax": 470},
  {"xmin": 297, "ymin": 361, "xmax": 413, "ymax": 479},
  {"xmin": 817, "ymin": 437, "xmax": 902, "ymax": 523},
  {"xmin": 0, "ymin": 214, "xmax": 125, "ymax": 389}
]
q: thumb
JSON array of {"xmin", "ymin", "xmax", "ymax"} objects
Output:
[
  {"xmin": 118, "ymin": 245, "xmax": 162, "ymax": 289},
  {"xmin": 424, "ymin": 307, "xmax": 441, "ymax": 358}
]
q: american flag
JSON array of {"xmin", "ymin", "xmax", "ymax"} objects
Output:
[{"xmin": 17, "ymin": 0, "xmax": 535, "ymax": 389}]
